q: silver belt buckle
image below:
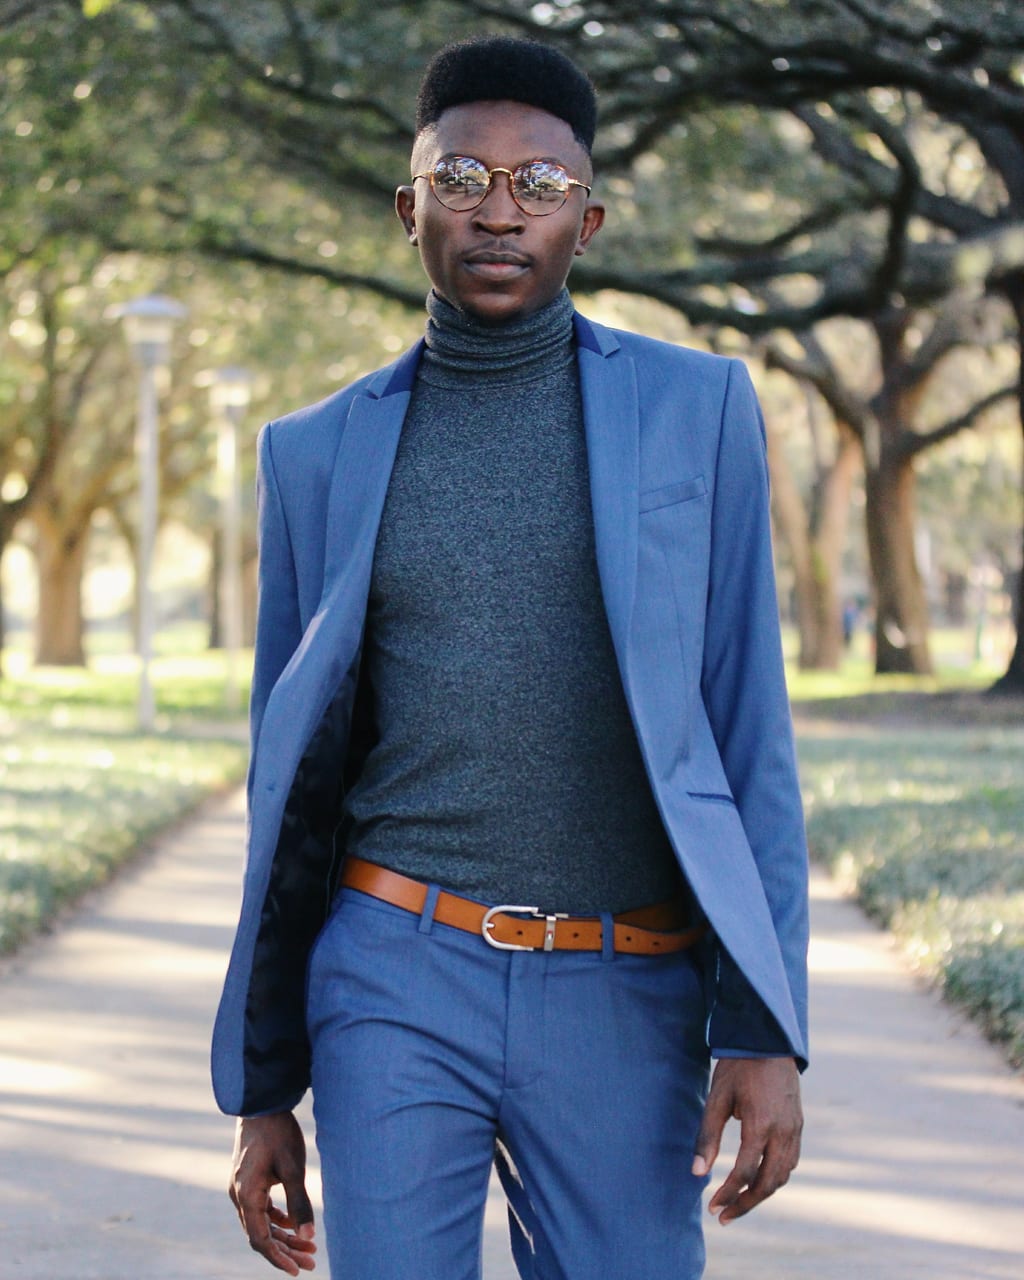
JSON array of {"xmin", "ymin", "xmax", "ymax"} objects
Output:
[{"xmin": 482, "ymin": 905, "xmax": 568, "ymax": 952}]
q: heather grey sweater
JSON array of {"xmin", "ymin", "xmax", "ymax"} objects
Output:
[{"xmin": 342, "ymin": 289, "xmax": 685, "ymax": 914}]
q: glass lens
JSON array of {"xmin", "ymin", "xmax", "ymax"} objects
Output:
[
  {"xmin": 431, "ymin": 156, "xmax": 491, "ymax": 209},
  {"xmin": 513, "ymin": 160, "xmax": 571, "ymax": 209}
]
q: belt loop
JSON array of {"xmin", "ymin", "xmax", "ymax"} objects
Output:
[
  {"xmin": 600, "ymin": 911, "xmax": 615, "ymax": 963},
  {"xmin": 419, "ymin": 883, "xmax": 441, "ymax": 934}
]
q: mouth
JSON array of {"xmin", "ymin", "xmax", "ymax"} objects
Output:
[{"xmin": 463, "ymin": 248, "xmax": 531, "ymax": 277}]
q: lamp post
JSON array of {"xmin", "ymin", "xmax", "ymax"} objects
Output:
[
  {"xmin": 108, "ymin": 294, "xmax": 187, "ymax": 731},
  {"xmin": 210, "ymin": 366, "xmax": 252, "ymax": 713}
]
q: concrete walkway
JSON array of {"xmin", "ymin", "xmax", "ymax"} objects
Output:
[{"xmin": 0, "ymin": 787, "xmax": 1021, "ymax": 1280}]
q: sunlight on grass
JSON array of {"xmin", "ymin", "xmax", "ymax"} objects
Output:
[
  {"xmin": 3, "ymin": 633, "xmax": 1022, "ymax": 1067},
  {"xmin": 798, "ymin": 726, "xmax": 1024, "ymax": 1067},
  {"xmin": 0, "ymin": 654, "xmax": 250, "ymax": 953},
  {"xmin": 783, "ymin": 626, "xmax": 1005, "ymax": 702}
]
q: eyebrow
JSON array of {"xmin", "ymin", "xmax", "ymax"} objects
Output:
[{"xmin": 434, "ymin": 152, "xmax": 581, "ymax": 173}]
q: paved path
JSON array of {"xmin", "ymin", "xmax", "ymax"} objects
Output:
[{"xmin": 1, "ymin": 787, "xmax": 1022, "ymax": 1279}]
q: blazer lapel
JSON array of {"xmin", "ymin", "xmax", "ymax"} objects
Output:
[
  {"xmin": 575, "ymin": 315, "xmax": 640, "ymax": 691},
  {"xmin": 321, "ymin": 341, "xmax": 423, "ymax": 601},
  {"xmin": 251, "ymin": 348, "xmax": 420, "ymax": 815}
]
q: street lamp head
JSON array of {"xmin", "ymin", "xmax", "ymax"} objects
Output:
[
  {"xmin": 210, "ymin": 365, "xmax": 254, "ymax": 412},
  {"xmin": 107, "ymin": 293, "xmax": 188, "ymax": 366}
]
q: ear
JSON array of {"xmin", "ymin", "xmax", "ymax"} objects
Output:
[
  {"xmin": 395, "ymin": 186, "xmax": 417, "ymax": 244},
  {"xmin": 574, "ymin": 200, "xmax": 605, "ymax": 256}
]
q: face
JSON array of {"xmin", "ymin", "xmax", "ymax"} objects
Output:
[{"xmin": 396, "ymin": 100, "xmax": 604, "ymax": 325}]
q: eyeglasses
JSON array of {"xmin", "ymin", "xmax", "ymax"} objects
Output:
[{"xmin": 413, "ymin": 155, "xmax": 591, "ymax": 216}]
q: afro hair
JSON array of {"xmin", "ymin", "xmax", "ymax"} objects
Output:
[{"xmin": 415, "ymin": 35, "xmax": 597, "ymax": 153}]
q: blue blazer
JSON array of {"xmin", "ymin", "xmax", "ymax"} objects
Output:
[{"xmin": 211, "ymin": 312, "xmax": 809, "ymax": 1117}]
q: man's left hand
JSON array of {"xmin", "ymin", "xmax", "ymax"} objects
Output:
[{"xmin": 691, "ymin": 1057, "xmax": 803, "ymax": 1224}]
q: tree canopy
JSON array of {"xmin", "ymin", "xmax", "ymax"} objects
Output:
[{"xmin": 2, "ymin": 0, "xmax": 1022, "ymax": 680}]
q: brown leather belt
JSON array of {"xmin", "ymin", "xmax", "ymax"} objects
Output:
[{"xmin": 339, "ymin": 857, "xmax": 708, "ymax": 956}]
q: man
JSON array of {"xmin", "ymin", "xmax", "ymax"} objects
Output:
[{"xmin": 213, "ymin": 34, "xmax": 808, "ymax": 1280}]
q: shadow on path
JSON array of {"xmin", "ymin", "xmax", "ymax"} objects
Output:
[{"xmin": 1, "ymin": 790, "xmax": 1021, "ymax": 1279}]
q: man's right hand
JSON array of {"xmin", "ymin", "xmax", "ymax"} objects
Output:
[{"xmin": 229, "ymin": 1111, "xmax": 317, "ymax": 1274}]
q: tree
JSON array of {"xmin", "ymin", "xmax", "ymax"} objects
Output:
[
  {"xmin": 133, "ymin": 1, "xmax": 1024, "ymax": 680},
  {"xmin": 7, "ymin": 0, "xmax": 1024, "ymax": 678},
  {"xmin": 14, "ymin": 249, "xmax": 423, "ymax": 666},
  {"xmin": 761, "ymin": 369, "xmax": 861, "ymax": 670},
  {"xmin": 0, "ymin": 257, "xmax": 112, "ymax": 663},
  {"xmin": 767, "ymin": 298, "xmax": 1016, "ymax": 672}
]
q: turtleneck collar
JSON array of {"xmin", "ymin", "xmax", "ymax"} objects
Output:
[{"xmin": 419, "ymin": 288, "xmax": 576, "ymax": 386}]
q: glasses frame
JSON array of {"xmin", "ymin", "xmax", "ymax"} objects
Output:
[{"xmin": 413, "ymin": 155, "xmax": 592, "ymax": 216}]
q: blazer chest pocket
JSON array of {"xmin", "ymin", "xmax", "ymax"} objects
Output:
[{"xmin": 639, "ymin": 474, "xmax": 707, "ymax": 514}]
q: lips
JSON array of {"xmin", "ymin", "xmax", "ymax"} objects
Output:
[{"xmin": 463, "ymin": 248, "xmax": 531, "ymax": 269}]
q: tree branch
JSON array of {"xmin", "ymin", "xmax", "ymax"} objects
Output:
[
  {"xmin": 695, "ymin": 194, "xmax": 872, "ymax": 257},
  {"xmin": 763, "ymin": 337, "xmax": 870, "ymax": 437},
  {"xmin": 158, "ymin": 232, "xmax": 426, "ymax": 310},
  {"xmin": 903, "ymin": 383, "xmax": 1018, "ymax": 458},
  {"xmin": 845, "ymin": 98, "xmax": 920, "ymax": 308}
]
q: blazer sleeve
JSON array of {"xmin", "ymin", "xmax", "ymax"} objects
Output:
[{"xmin": 699, "ymin": 359, "xmax": 810, "ymax": 1062}]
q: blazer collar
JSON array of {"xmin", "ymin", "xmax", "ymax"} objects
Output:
[
  {"xmin": 365, "ymin": 339, "xmax": 425, "ymax": 399},
  {"xmin": 368, "ymin": 312, "xmax": 619, "ymax": 389}
]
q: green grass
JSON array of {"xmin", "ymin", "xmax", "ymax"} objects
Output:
[
  {"xmin": 797, "ymin": 715, "xmax": 1024, "ymax": 1068},
  {"xmin": 784, "ymin": 625, "xmax": 1008, "ymax": 704},
  {"xmin": 3, "ymin": 632, "xmax": 1022, "ymax": 1070},
  {"xmin": 782, "ymin": 629, "xmax": 1024, "ymax": 1067},
  {"xmin": 0, "ymin": 652, "xmax": 250, "ymax": 954}
]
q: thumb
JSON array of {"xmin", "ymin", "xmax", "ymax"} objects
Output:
[
  {"xmin": 283, "ymin": 1176, "xmax": 316, "ymax": 1233},
  {"xmin": 692, "ymin": 1075, "xmax": 732, "ymax": 1178}
]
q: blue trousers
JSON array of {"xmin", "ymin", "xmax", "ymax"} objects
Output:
[{"xmin": 306, "ymin": 887, "xmax": 711, "ymax": 1279}]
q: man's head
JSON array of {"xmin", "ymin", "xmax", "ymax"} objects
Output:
[
  {"xmin": 395, "ymin": 36, "xmax": 604, "ymax": 326},
  {"xmin": 415, "ymin": 35, "xmax": 597, "ymax": 154}
]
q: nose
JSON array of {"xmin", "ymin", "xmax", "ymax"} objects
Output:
[{"xmin": 472, "ymin": 169, "xmax": 526, "ymax": 232}]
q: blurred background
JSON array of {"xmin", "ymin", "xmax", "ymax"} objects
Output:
[{"xmin": 0, "ymin": 1, "xmax": 1021, "ymax": 1062}]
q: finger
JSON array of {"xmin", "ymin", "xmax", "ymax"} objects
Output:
[
  {"xmin": 269, "ymin": 1221, "xmax": 318, "ymax": 1248},
  {"xmin": 269, "ymin": 1224, "xmax": 318, "ymax": 1259},
  {"xmin": 267, "ymin": 1228, "xmax": 318, "ymax": 1273},
  {"xmin": 267, "ymin": 1193, "xmax": 317, "ymax": 1268},
  {"xmin": 717, "ymin": 1165, "xmax": 785, "ymax": 1224},
  {"xmin": 253, "ymin": 1230, "xmax": 309, "ymax": 1277},
  {"xmin": 237, "ymin": 1192, "xmax": 303, "ymax": 1276},
  {"xmin": 707, "ymin": 1137, "xmax": 763, "ymax": 1217},
  {"xmin": 267, "ymin": 1209, "xmax": 317, "ymax": 1251},
  {"xmin": 711, "ymin": 1130, "xmax": 800, "ymax": 1224}
]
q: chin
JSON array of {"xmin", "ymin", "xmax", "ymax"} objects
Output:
[{"xmin": 458, "ymin": 294, "xmax": 539, "ymax": 326}]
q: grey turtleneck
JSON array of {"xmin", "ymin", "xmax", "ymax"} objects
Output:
[{"xmin": 342, "ymin": 289, "xmax": 684, "ymax": 914}]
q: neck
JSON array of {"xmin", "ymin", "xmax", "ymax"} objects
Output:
[{"xmin": 419, "ymin": 289, "xmax": 575, "ymax": 385}]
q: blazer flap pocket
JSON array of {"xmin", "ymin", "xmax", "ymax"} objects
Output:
[{"xmin": 639, "ymin": 474, "xmax": 707, "ymax": 513}]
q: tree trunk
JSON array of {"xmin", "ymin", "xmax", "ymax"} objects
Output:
[
  {"xmin": 765, "ymin": 421, "xmax": 819, "ymax": 666},
  {"xmin": 0, "ymin": 511, "xmax": 23, "ymax": 679},
  {"xmin": 809, "ymin": 428, "xmax": 860, "ymax": 669},
  {"xmin": 864, "ymin": 453, "xmax": 934, "ymax": 674},
  {"xmin": 990, "ymin": 285, "xmax": 1024, "ymax": 694},
  {"xmin": 989, "ymin": 458, "xmax": 1024, "ymax": 693},
  {"xmin": 0, "ymin": 569, "xmax": 7, "ymax": 679},
  {"xmin": 33, "ymin": 512, "xmax": 87, "ymax": 666},
  {"xmin": 766, "ymin": 418, "xmax": 859, "ymax": 670},
  {"xmin": 243, "ymin": 550, "xmax": 257, "ymax": 648}
]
